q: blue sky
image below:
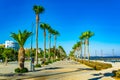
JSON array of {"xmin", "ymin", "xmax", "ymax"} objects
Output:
[{"xmin": 0, "ymin": 0, "xmax": 120, "ymax": 56}]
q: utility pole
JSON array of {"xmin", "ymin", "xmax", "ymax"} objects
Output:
[
  {"xmin": 112, "ymin": 49, "xmax": 114, "ymax": 58},
  {"xmin": 101, "ymin": 49, "xmax": 103, "ymax": 60},
  {"xmin": 95, "ymin": 50, "xmax": 97, "ymax": 61}
]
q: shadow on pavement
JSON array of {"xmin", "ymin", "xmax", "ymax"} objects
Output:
[
  {"xmin": 22, "ymin": 67, "xmax": 94, "ymax": 80},
  {"xmin": 89, "ymin": 76, "xmax": 103, "ymax": 80},
  {"xmin": 89, "ymin": 72, "xmax": 114, "ymax": 80}
]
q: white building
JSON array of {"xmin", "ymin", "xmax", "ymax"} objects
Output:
[{"xmin": 5, "ymin": 40, "xmax": 19, "ymax": 50}]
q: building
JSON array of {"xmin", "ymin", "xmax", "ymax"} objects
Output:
[{"xmin": 5, "ymin": 40, "xmax": 19, "ymax": 50}]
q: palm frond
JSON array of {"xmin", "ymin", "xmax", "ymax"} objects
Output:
[
  {"xmin": 11, "ymin": 30, "xmax": 32, "ymax": 47},
  {"xmin": 33, "ymin": 5, "xmax": 44, "ymax": 14}
]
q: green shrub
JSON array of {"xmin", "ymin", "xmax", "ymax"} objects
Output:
[
  {"xmin": 15, "ymin": 68, "xmax": 21, "ymax": 73},
  {"xmin": 56, "ymin": 59, "xmax": 60, "ymax": 61},
  {"xmin": 53, "ymin": 60, "xmax": 56, "ymax": 62},
  {"xmin": 45, "ymin": 61, "xmax": 49, "ymax": 65},
  {"xmin": 15, "ymin": 67, "xmax": 28, "ymax": 73},
  {"xmin": 76, "ymin": 59, "xmax": 112, "ymax": 70},
  {"xmin": 21, "ymin": 67, "xmax": 28, "ymax": 72},
  {"xmin": 94, "ymin": 66, "xmax": 102, "ymax": 70},
  {"xmin": 35, "ymin": 64, "xmax": 41, "ymax": 67},
  {"xmin": 47, "ymin": 60, "xmax": 52, "ymax": 64},
  {"xmin": 116, "ymin": 71, "xmax": 120, "ymax": 78}
]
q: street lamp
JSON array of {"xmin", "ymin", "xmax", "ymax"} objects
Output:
[
  {"xmin": 30, "ymin": 23, "xmax": 34, "ymax": 71},
  {"xmin": 30, "ymin": 22, "xmax": 44, "ymax": 71}
]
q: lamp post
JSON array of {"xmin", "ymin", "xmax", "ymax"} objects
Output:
[
  {"xmin": 30, "ymin": 23, "xmax": 34, "ymax": 71},
  {"xmin": 30, "ymin": 22, "xmax": 44, "ymax": 71}
]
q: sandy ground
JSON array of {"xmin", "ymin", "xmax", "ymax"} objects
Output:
[{"xmin": 0, "ymin": 60, "xmax": 120, "ymax": 80}]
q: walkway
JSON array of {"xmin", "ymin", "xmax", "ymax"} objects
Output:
[{"xmin": 0, "ymin": 60, "xmax": 117, "ymax": 80}]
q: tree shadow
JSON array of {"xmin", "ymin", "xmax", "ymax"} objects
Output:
[
  {"xmin": 33, "ymin": 67, "xmax": 63, "ymax": 72},
  {"xmin": 0, "ymin": 73, "xmax": 26, "ymax": 77},
  {"xmin": 89, "ymin": 76, "xmax": 103, "ymax": 80},
  {"xmin": 0, "ymin": 67, "xmax": 63, "ymax": 77},
  {"xmin": 89, "ymin": 72, "xmax": 114, "ymax": 80},
  {"xmin": 0, "ymin": 65, "xmax": 94, "ymax": 79},
  {"xmin": 21, "ymin": 67, "xmax": 94, "ymax": 80},
  {"xmin": 103, "ymin": 72, "xmax": 114, "ymax": 77}
]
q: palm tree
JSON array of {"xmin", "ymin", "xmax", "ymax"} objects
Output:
[
  {"xmin": 76, "ymin": 41, "xmax": 82, "ymax": 58},
  {"xmin": 33, "ymin": 5, "xmax": 44, "ymax": 64},
  {"xmin": 11, "ymin": 30, "xmax": 32, "ymax": 69},
  {"xmin": 72, "ymin": 42, "xmax": 82, "ymax": 58},
  {"xmin": 79, "ymin": 35, "xmax": 85, "ymax": 60},
  {"xmin": 48, "ymin": 27, "xmax": 54, "ymax": 59},
  {"xmin": 82, "ymin": 31, "xmax": 94, "ymax": 61},
  {"xmin": 58, "ymin": 46, "xmax": 66, "ymax": 59},
  {"xmin": 72, "ymin": 43, "xmax": 77, "ymax": 58},
  {"xmin": 40, "ymin": 23, "xmax": 50, "ymax": 59},
  {"xmin": 80, "ymin": 34, "xmax": 86, "ymax": 60},
  {"xmin": 52, "ymin": 30, "xmax": 60, "ymax": 59}
]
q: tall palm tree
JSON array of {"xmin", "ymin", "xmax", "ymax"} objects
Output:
[
  {"xmin": 72, "ymin": 43, "xmax": 77, "ymax": 55},
  {"xmin": 40, "ymin": 23, "xmax": 50, "ymax": 59},
  {"xmin": 80, "ymin": 34, "xmax": 86, "ymax": 60},
  {"xmin": 33, "ymin": 5, "xmax": 44, "ymax": 64},
  {"xmin": 76, "ymin": 41, "xmax": 82, "ymax": 58},
  {"xmin": 82, "ymin": 31, "xmax": 94, "ymax": 61},
  {"xmin": 48, "ymin": 27, "xmax": 54, "ymax": 59},
  {"xmin": 11, "ymin": 30, "xmax": 32, "ymax": 69},
  {"xmin": 52, "ymin": 30, "xmax": 60, "ymax": 59},
  {"xmin": 79, "ymin": 35, "xmax": 85, "ymax": 60},
  {"xmin": 72, "ymin": 42, "xmax": 81, "ymax": 58}
]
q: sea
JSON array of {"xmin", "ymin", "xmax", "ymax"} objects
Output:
[{"xmin": 90, "ymin": 56, "xmax": 120, "ymax": 62}]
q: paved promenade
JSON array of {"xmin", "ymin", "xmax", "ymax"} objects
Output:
[{"xmin": 0, "ymin": 60, "xmax": 118, "ymax": 80}]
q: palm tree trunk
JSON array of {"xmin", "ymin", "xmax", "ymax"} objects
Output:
[
  {"xmin": 86, "ymin": 39, "xmax": 90, "ymax": 61},
  {"xmin": 18, "ymin": 47, "xmax": 25, "ymax": 69},
  {"xmin": 54, "ymin": 35, "xmax": 56, "ymax": 59},
  {"xmin": 48, "ymin": 33, "xmax": 51, "ymax": 59},
  {"xmin": 84, "ymin": 40, "xmax": 86, "ymax": 60},
  {"xmin": 35, "ymin": 14, "xmax": 39, "ymax": 64},
  {"xmin": 81, "ymin": 45, "xmax": 82, "ymax": 59},
  {"xmin": 5, "ymin": 57, "xmax": 8, "ymax": 66},
  {"xmin": 44, "ymin": 29, "xmax": 46, "ymax": 59}
]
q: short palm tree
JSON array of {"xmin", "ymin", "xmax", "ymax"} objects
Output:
[
  {"xmin": 33, "ymin": 5, "xmax": 44, "ymax": 64},
  {"xmin": 11, "ymin": 30, "xmax": 32, "ymax": 69},
  {"xmin": 40, "ymin": 23, "xmax": 50, "ymax": 59}
]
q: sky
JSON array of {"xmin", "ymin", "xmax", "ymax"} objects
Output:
[{"xmin": 0, "ymin": 0, "xmax": 120, "ymax": 56}]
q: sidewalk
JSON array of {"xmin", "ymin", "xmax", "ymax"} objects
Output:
[{"xmin": 0, "ymin": 60, "xmax": 118, "ymax": 80}]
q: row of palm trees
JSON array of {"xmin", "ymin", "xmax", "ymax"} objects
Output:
[
  {"xmin": 70, "ymin": 31, "xmax": 94, "ymax": 61},
  {"xmin": 33, "ymin": 5, "xmax": 60, "ymax": 65},
  {"xmin": 10, "ymin": 5, "xmax": 60, "ymax": 69},
  {"xmin": 40, "ymin": 23, "xmax": 60, "ymax": 59}
]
